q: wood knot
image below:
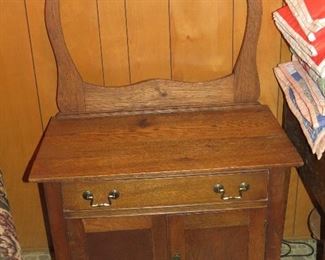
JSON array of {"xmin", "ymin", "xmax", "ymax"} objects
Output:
[
  {"xmin": 155, "ymin": 86, "xmax": 168, "ymax": 97},
  {"xmin": 138, "ymin": 118, "xmax": 150, "ymax": 128}
]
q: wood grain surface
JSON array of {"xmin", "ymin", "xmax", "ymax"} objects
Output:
[
  {"xmin": 60, "ymin": 0, "xmax": 104, "ymax": 85},
  {"xmin": 0, "ymin": 0, "xmax": 312, "ymax": 250},
  {"xmin": 83, "ymin": 76, "xmax": 234, "ymax": 112},
  {"xmin": 170, "ymin": 0, "xmax": 233, "ymax": 81},
  {"xmin": 97, "ymin": 0, "xmax": 130, "ymax": 86},
  {"xmin": 25, "ymin": 0, "xmax": 58, "ymax": 125},
  {"xmin": 126, "ymin": 0, "xmax": 171, "ymax": 83},
  {"xmin": 43, "ymin": 0, "xmax": 262, "ymax": 114},
  {"xmin": 61, "ymin": 171, "xmax": 268, "ymax": 212},
  {"xmin": 30, "ymin": 106, "xmax": 302, "ymax": 182}
]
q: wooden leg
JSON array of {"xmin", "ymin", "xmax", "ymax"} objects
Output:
[
  {"xmin": 43, "ymin": 183, "xmax": 71, "ymax": 260},
  {"xmin": 66, "ymin": 219, "xmax": 88, "ymax": 260},
  {"xmin": 265, "ymin": 168, "xmax": 290, "ymax": 260},
  {"xmin": 248, "ymin": 208, "xmax": 267, "ymax": 260}
]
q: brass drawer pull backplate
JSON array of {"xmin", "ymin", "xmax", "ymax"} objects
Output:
[
  {"xmin": 82, "ymin": 190, "xmax": 120, "ymax": 208},
  {"xmin": 214, "ymin": 182, "xmax": 249, "ymax": 201}
]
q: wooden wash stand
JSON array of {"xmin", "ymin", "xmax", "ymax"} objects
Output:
[{"xmin": 29, "ymin": 0, "xmax": 302, "ymax": 259}]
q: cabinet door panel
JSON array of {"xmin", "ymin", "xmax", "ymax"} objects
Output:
[
  {"xmin": 185, "ymin": 225, "xmax": 248, "ymax": 260},
  {"xmin": 168, "ymin": 209, "xmax": 266, "ymax": 260},
  {"xmin": 86, "ymin": 229, "xmax": 153, "ymax": 260},
  {"xmin": 79, "ymin": 215, "xmax": 167, "ymax": 260}
]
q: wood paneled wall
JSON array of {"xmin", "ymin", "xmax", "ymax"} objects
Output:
[{"xmin": 0, "ymin": 0, "xmax": 313, "ymax": 250}]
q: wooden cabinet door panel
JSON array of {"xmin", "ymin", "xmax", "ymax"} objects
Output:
[
  {"xmin": 67, "ymin": 209, "xmax": 266, "ymax": 259},
  {"xmin": 168, "ymin": 209, "xmax": 266, "ymax": 260},
  {"xmin": 72, "ymin": 215, "xmax": 168, "ymax": 260},
  {"xmin": 86, "ymin": 229, "xmax": 154, "ymax": 260},
  {"xmin": 185, "ymin": 225, "xmax": 248, "ymax": 260}
]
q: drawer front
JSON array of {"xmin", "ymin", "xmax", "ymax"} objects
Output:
[{"xmin": 62, "ymin": 171, "xmax": 268, "ymax": 212}]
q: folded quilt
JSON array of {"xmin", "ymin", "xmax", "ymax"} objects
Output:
[
  {"xmin": 275, "ymin": 66, "xmax": 325, "ymax": 159},
  {"xmin": 274, "ymin": 7, "xmax": 325, "ymax": 57},
  {"xmin": 278, "ymin": 61, "xmax": 325, "ymax": 124},
  {"xmin": 282, "ymin": 61, "xmax": 325, "ymax": 112},
  {"xmin": 0, "ymin": 171, "xmax": 22, "ymax": 260},
  {"xmin": 276, "ymin": 23, "xmax": 325, "ymax": 77},
  {"xmin": 274, "ymin": 1, "xmax": 325, "ymax": 160},
  {"xmin": 273, "ymin": 4, "xmax": 325, "ymax": 79},
  {"xmin": 285, "ymin": 0, "xmax": 325, "ymax": 41},
  {"xmin": 293, "ymin": 54, "xmax": 325, "ymax": 96}
]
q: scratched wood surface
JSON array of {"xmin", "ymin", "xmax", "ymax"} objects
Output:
[{"xmin": 0, "ymin": 0, "xmax": 311, "ymax": 249}]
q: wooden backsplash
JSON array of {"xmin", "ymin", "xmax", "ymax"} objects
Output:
[
  {"xmin": 61, "ymin": 0, "xmax": 236, "ymax": 86},
  {"xmin": 0, "ymin": 0, "xmax": 313, "ymax": 249}
]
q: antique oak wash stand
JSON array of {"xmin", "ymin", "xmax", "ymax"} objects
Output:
[{"xmin": 29, "ymin": 0, "xmax": 302, "ymax": 259}]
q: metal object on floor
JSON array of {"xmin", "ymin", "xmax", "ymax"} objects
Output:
[{"xmin": 281, "ymin": 240, "xmax": 317, "ymax": 260}]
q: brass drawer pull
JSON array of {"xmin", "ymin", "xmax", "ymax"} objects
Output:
[
  {"xmin": 82, "ymin": 190, "xmax": 120, "ymax": 208},
  {"xmin": 213, "ymin": 182, "xmax": 249, "ymax": 200}
]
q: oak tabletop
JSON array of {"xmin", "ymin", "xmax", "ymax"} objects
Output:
[{"xmin": 29, "ymin": 105, "xmax": 302, "ymax": 182}]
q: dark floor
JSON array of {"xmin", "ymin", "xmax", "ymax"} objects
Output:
[{"xmin": 22, "ymin": 240, "xmax": 317, "ymax": 260}]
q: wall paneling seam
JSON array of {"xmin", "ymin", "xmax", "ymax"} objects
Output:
[
  {"xmin": 124, "ymin": 0, "xmax": 132, "ymax": 84},
  {"xmin": 95, "ymin": 0, "xmax": 106, "ymax": 86},
  {"xmin": 168, "ymin": 0, "xmax": 173, "ymax": 80},
  {"xmin": 23, "ymin": 0, "xmax": 44, "ymax": 130}
]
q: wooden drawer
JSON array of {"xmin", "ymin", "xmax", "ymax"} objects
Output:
[{"xmin": 62, "ymin": 171, "xmax": 268, "ymax": 212}]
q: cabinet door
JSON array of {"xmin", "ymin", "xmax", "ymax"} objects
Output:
[
  {"xmin": 167, "ymin": 209, "xmax": 266, "ymax": 260},
  {"xmin": 67, "ymin": 215, "xmax": 168, "ymax": 260}
]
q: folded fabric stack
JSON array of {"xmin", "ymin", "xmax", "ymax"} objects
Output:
[
  {"xmin": 0, "ymin": 170, "xmax": 22, "ymax": 260},
  {"xmin": 273, "ymin": 0, "xmax": 325, "ymax": 159},
  {"xmin": 286, "ymin": 0, "xmax": 325, "ymax": 41}
]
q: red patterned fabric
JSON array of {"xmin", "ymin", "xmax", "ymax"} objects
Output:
[
  {"xmin": 274, "ymin": 1, "xmax": 325, "ymax": 160},
  {"xmin": 286, "ymin": 0, "xmax": 325, "ymax": 41},
  {"xmin": 274, "ymin": 5, "xmax": 325, "ymax": 77},
  {"xmin": 277, "ymin": 6, "xmax": 325, "ymax": 57}
]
